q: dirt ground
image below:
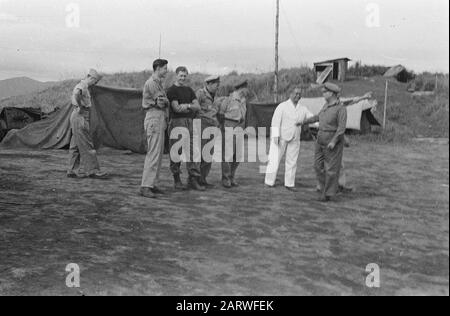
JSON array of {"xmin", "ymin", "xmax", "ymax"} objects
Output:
[{"xmin": 0, "ymin": 140, "xmax": 448, "ymax": 296}]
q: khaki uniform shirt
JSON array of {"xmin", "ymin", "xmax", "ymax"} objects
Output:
[
  {"xmin": 219, "ymin": 91, "xmax": 247, "ymax": 122},
  {"xmin": 142, "ymin": 74, "xmax": 168, "ymax": 117},
  {"xmin": 196, "ymin": 87, "xmax": 219, "ymax": 126},
  {"xmin": 311, "ymin": 99, "xmax": 347, "ymax": 145},
  {"xmin": 71, "ymin": 79, "xmax": 91, "ymax": 109}
]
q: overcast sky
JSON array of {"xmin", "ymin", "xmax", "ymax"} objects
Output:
[{"xmin": 0, "ymin": 0, "xmax": 448, "ymax": 81}]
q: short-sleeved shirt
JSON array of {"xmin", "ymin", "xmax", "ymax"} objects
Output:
[
  {"xmin": 167, "ymin": 85, "xmax": 197, "ymax": 119},
  {"xmin": 142, "ymin": 74, "xmax": 168, "ymax": 113},
  {"xmin": 317, "ymin": 100, "xmax": 347, "ymax": 145},
  {"xmin": 71, "ymin": 79, "xmax": 91, "ymax": 108},
  {"xmin": 219, "ymin": 91, "xmax": 247, "ymax": 122}
]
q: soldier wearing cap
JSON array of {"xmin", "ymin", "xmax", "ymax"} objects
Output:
[
  {"xmin": 67, "ymin": 69, "xmax": 107, "ymax": 179},
  {"xmin": 302, "ymin": 82, "xmax": 372, "ymax": 202},
  {"xmin": 196, "ymin": 75, "xmax": 221, "ymax": 187},
  {"xmin": 301, "ymin": 82, "xmax": 346, "ymax": 202},
  {"xmin": 218, "ymin": 79, "xmax": 249, "ymax": 188},
  {"xmin": 140, "ymin": 59, "xmax": 170, "ymax": 199}
]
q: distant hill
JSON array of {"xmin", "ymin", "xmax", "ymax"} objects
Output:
[{"xmin": 0, "ymin": 77, "xmax": 56, "ymax": 100}]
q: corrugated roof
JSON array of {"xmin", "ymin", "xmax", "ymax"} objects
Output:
[{"xmin": 314, "ymin": 58, "xmax": 351, "ymax": 65}]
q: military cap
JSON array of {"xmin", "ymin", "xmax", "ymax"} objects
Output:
[
  {"xmin": 88, "ymin": 69, "xmax": 102, "ymax": 80},
  {"xmin": 234, "ymin": 79, "xmax": 248, "ymax": 90},
  {"xmin": 322, "ymin": 82, "xmax": 341, "ymax": 94},
  {"xmin": 205, "ymin": 75, "xmax": 220, "ymax": 83}
]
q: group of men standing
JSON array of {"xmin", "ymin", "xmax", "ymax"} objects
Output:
[
  {"xmin": 139, "ymin": 59, "xmax": 249, "ymax": 199},
  {"xmin": 67, "ymin": 62, "xmax": 371, "ymax": 203}
]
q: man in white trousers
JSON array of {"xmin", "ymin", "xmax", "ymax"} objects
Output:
[{"xmin": 265, "ymin": 87, "xmax": 314, "ymax": 192}]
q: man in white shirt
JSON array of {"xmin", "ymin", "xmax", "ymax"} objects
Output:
[{"xmin": 265, "ymin": 87, "xmax": 314, "ymax": 192}]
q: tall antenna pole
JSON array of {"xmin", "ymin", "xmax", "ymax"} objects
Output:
[
  {"xmin": 159, "ymin": 33, "xmax": 162, "ymax": 58},
  {"xmin": 274, "ymin": 0, "xmax": 280, "ymax": 103}
]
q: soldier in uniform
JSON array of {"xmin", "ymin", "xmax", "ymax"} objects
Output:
[
  {"xmin": 218, "ymin": 80, "xmax": 249, "ymax": 188},
  {"xmin": 67, "ymin": 69, "xmax": 107, "ymax": 179},
  {"xmin": 140, "ymin": 59, "xmax": 170, "ymax": 199},
  {"xmin": 196, "ymin": 75, "xmax": 221, "ymax": 188},
  {"xmin": 301, "ymin": 82, "xmax": 347, "ymax": 202},
  {"xmin": 302, "ymin": 82, "xmax": 372, "ymax": 202},
  {"xmin": 309, "ymin": 96, "xmax": 372, "ymax": 194}
]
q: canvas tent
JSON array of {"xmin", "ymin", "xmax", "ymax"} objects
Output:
[
  {"xmin": 0, "ymin": 107, "xmax": 42, "ymax": 142},
  {"xmin": 0, "ymin": 85, "xmax": 147, "ymax": 153},
  {"xmin": 0, "ymin": 85, "xmax": 380, "ymax": 152}
]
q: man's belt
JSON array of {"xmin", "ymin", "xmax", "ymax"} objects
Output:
[
  {"xmin": 319, "ymin": 129, "xmax": 337, "ymax": 133},
  {"xmin": 171, "ymin": 114, "xmax": 195, "ymax": 120},
  {"xmin": 144, "ymin": 106, "xmax": 165, "ymax": 112},
  {"xmin": 224, "ymin": 118, "xmax": 241, "ymax": 123}
]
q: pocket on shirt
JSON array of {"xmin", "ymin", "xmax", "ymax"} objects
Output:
[
  {"xmin": 228, "ymin": 108, "xmax": 241, "ymax": 120},
  {"xmin": 82, "ymin": 118, "xmax": 90, "ymax": 131}
]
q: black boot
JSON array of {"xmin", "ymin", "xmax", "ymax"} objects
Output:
[
  {"xmin": 222, "ymin": 179, "xmax": 232, "ymax": 189},
  {"xmin": 230, "ymin": 177, "xmax": 239, "ymax": 187},
  {"xmin": 189, "ymin": 177, "xmax": 206, "ymax": 191},
  {"xmin": 199, "ymin": 177, "xmax": 215, "ymax": 189},
  {"xmin": 174, "ymin": 174, "xmax": 187, "ymax": 191}
]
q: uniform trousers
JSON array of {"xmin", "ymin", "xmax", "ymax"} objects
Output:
[
  {"xmin": 221, "ymin": 119, "xmax": 245, "ymax": 182},
  {"xmin": 141, "ymin": 110, "xmax": 166, "ymax": 188},
  {"xmin": 314, "ymin": 131, "xmax": 345, "ymax": 197},
  {"xmin": 68, "ymin": 108, "xmax": 100, "ymax": 176},
  {"xmin": 200, "ymin": 118, "xmax": 219, "ymax": 182},
  {"xmin": 168, "ymin": 117, "xmax": 201, "ymax": 179}
]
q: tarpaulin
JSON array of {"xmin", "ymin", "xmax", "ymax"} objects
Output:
[
  {"xmin": 0, "ymin": 107, "xmax": 42, "ymax": 129},
  {"xmin": 89, "ymin": 85, "xmax": 146, "ymax": 153},
  {"xmin": 0, "ymin": 107, "xmax": 43, "ymax": 142},
  {"xmin": 0, "ymin": 104, "xmax": 72, "ymax": 150},
  {"xmin": 0, "ymin": 85, "xmax": 147, "ymax": 153}
]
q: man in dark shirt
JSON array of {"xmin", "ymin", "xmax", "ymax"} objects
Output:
[{"xmin": 167, "ymin": 66, "xmax": 204, "ymax": 191}]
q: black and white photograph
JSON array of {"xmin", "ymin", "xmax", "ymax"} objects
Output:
[{"xmin": 0, "ymin": 0, "xmax": 448, "ymax": 299}]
